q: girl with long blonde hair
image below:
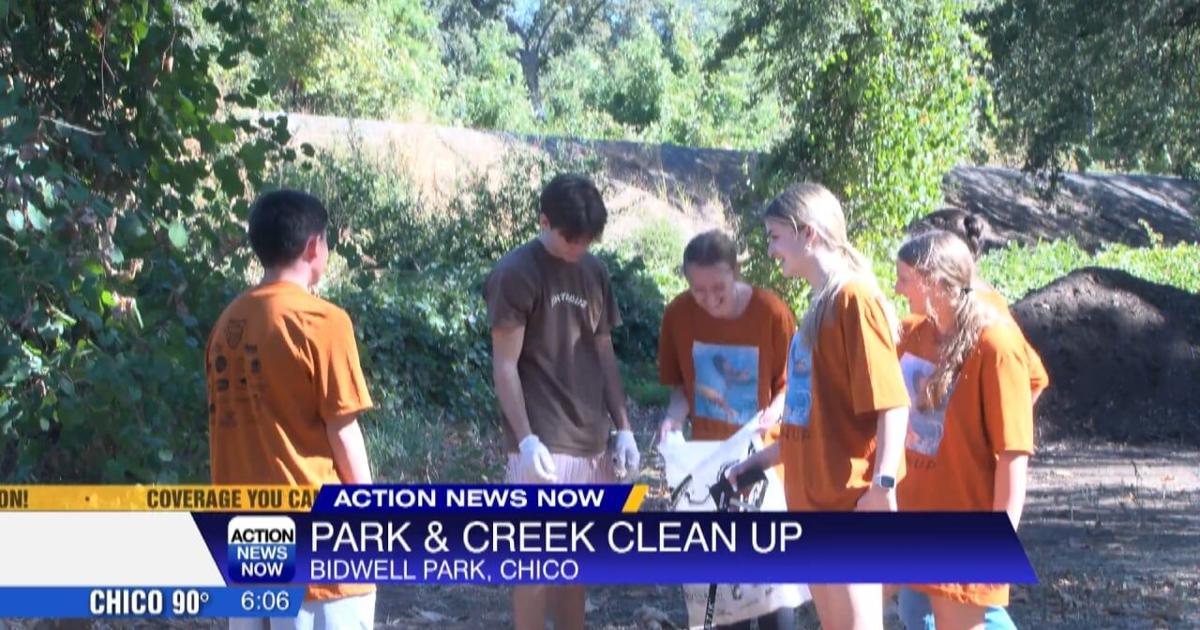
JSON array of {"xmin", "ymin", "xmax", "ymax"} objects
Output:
[
  {"xmin": 892, "ymin": 231, "xmax": 1035, "ymax": 630},
  {"xmin": 728, "ymin": 183, "xmax": 910, "ymax": 630}
]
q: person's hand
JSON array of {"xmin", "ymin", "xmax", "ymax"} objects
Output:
[
  {"xmin": 723, "ymin": 458, "xmax": 750, "ymax": 489},
  {"xmin": 657, "ymin": 416, "xmax": 683, "ymax": 445},
  {"xmin": 518, "ymin": 434, "xmax": 558, "ymax": 482},
  {"xmin": 855, "ymin": 485, "xmax": 897, "ymax": 512},
  {"xmin": 612, "ymin": 430, "xmax": 640, "ymax": 480}
]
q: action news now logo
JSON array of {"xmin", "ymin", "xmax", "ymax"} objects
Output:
[{"xmin": 227, "ymin": 515, "xmax": 296, "ymax": 583}]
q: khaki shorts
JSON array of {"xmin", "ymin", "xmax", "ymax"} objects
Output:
[{"xmin": 505, "ymin": 451, "xmax": 616, "ymax": 484}]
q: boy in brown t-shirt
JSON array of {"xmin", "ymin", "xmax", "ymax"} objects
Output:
[
  {"xmin": 484, "ymin": 174, "xmax": 640, "ymax": 630},
  {"xmin": 208, "ymin": 189, "xmax": 375, "ymax": 630}
]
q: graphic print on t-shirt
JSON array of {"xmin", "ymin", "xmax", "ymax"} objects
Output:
[
  {"xmin": 783, "ymin": 334, "xmax": 811, "ymax": 427},
  {"xmin": 900, "ymin": 353, "xmax": 948, "ymax": 456},
  {"xmin": 692, "ymin": 341, "xmax": 759, "ymax": 425}
]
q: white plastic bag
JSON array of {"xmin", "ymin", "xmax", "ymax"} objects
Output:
[{"xmin": 657, "ymin": 422, "xmax": 811, "ymax": 629}]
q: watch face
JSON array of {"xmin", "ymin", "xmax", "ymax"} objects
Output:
[{"xmin": 878, "ymin": 475, "xmax": 896, "ymax": 489}]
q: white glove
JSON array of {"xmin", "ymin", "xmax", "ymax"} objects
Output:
[
  {"xmin": 612, "ymin": 430, "xmax": 640, "ymax": 480},
  {"xmin": 518, "ymin": 434, "xmax": 558, "ymax": 482},
  {"xmin": 657, "ymin": 416, "xmax": 684, "ymax": 445},
  {"xmin": 659, "ymin": 429, "xmax": 685, "ymax": 449}
]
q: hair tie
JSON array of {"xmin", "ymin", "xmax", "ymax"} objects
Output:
[{"xmin": 961, "ymin": 286, "xmax": 974, "ymax": 295}]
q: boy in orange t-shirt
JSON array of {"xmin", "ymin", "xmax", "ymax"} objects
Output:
[
  {"xmin": 891, "ymin": 231, "xmax": 1035, "ymax": 628},
  {"xmin": 208, "ymin": 189, "xmax": 375, "ymax": 630}
]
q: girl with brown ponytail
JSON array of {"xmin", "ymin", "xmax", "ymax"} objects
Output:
[
  {"xmin": 728, "ymin": 183, "xmax": 910, "ymax": 630},
  {"xmin": 897, "ymin": 209, "xmax": 1050, "ymax": 405},
  {"xmin": 892, "ymin": 231, "xmax": 1035, "ymax": 630}
]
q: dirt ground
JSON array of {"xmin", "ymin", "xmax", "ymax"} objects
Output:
[{"xmin": 361, "ymin": 428, "xmax": 1200, "ymax": 629}]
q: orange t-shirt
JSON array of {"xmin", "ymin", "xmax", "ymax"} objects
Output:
[
  {"xmin": 778, "ymin": 280, "xmax": 910, "ymax": 511},
  {"xmin": 896, "ymin": 318, "xmax": 1035, "ymax": 607},
  {"xmin": 898, "ymin": 286, "xmax": 1050, "ymax": 394},
  {"xmin": 658, "ymin": 288, "xmax": 796, "ymax": 440},
  {"xmin": 979, "ymin": 287, "xmax": 1050, "ymax": 392},
  {"xmin": 207, "ymin": 281, "xmax": 374, "ymax": 602}
]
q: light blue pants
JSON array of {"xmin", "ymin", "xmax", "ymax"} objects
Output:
[{"xmin": 897, "ymin": 588, "xmax": 1016, "ymax": 630}]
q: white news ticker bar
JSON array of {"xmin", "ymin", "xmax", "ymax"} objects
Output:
[{"xmin": 0, "ymin": 513, "xmax": 225, "ymax": 586}]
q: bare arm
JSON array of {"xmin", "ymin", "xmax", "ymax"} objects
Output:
[
  {"xmin": 874, "ymin": 405, "xmax": 908, "ymax": 480},
  {"xmin": 762, "ymin": 389, "xmax": 786, "ymax": 424},
  {"xmin": 993, "ymin": 452, "xmax": 1029, "ymax": 530},
  {"xmin": 726, "ymin": 442, "xmax": 781, "ymax": 486},
  {"xmin": 326, "ymin": 414, "xmax": 373, "ymax": 484},
  {"xmin": 595, "ymin": 332, "xmax": 631, "ymax": 431},
  {"xmin": 491, "ymin": 325, "xmax": 534, "ymax": 442},
  {"xmin": 657, "ymin": 385, "xmax": 691, "ymax": 443},
  {"xmin": 857, "ymin": 405, "xmax": 908, "ymax": 511},
  {"xmin": 665, "ymin": 386, "xmax": 689, "ymax": 426}
]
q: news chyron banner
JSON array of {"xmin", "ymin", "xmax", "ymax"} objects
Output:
[{"xmin": 0, "ymin": 484, "xmax": 1036, "ymax": 619}]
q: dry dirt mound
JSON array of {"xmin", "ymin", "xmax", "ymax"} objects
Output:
[
  {"xmin": 283, "ymin": 113, "xmax": 738, "ymax": 243},
  {"xmin": 285, "ymin": 114, "xmax": 1200, "ymax": 252},
  {"xmin": 1013, "ymin": 267, "xmax": 1200, "ymax": 444},
  {"xmin": 945, "ymin": 166, "xmax": 1200, "ymax": 252}
]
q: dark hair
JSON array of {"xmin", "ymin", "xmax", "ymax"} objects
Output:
[
  {"xmin": 248, "ymin": 189, "xmax": 329, "ymax": 268},
  {"xmin": 682, "ymin": 229, "xmax": 739, "ymax": 275},
  {"xmin": 539, "ymin": 174, "xmax": 607, "ymax": 241},
  {"xmin": 908, "ymin": 207, "xmax": 990, "ymax": 259}
]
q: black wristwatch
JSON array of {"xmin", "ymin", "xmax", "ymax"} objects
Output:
[{"xmin": 873, "ymin": 474, "xmax": 896, "ymax": 490}]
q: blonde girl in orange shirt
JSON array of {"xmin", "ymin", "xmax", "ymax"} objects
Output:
[
  {"xmin": 729, "ymin": 183, "xmax": 910, "ymax": 630},
  {"xmin": 893, "ymin": 231, "xmax": 1035, "ymax": 630}
]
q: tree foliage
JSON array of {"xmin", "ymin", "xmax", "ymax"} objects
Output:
[
  {"xmin": 719, "ymin": 0, "xmax": 989, "ymax": 233},
  {"xmin": 225, "ymin": 0, "xmax": 446, "ymax": 120},
  {"xmin": 0, "ymin": 0, "xmax": 289, "ymax": 481},
  {"xmin": 978, "ymin": 0, "xmax": 1200, "ymax": 177}
]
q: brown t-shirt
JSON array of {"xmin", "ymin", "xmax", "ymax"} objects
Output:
[
  {"xmin": 484, "ymin": 239, "xmax": 621, "ymax": 456},
  {"xmin": 778, "ymin": 280, "xmax": 910, "ymax": 511},
  {"xmin": 658, "ymin": 288, "xmax": 796, "ymax": 440},
  {"xmin": 897, "ymin": 318, "xmax": 1035, "ymax": 608},
  {"xmin": 207, "ymin": 281, "xmax": 374, "ymax": 602}
]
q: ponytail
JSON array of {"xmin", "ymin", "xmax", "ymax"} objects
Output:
[
  {"xmin": 921, "ymin": 287, "xmax": 993, "ymax": 410},
  {"xmin": 898, "ymin": 231, "xmax": 998, "ymax": 410}
]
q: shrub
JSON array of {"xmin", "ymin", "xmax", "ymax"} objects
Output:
[
  {"xmin": 269, "ymin": 147, "xmax": 675, "ymax": 478},
  {"xmin": 1, "ymin": 2, "xmax": 289, "ymax": 482},
  {"xmin": 981, "ymin": 234, "xmax": 1200, "ymax": 302}
]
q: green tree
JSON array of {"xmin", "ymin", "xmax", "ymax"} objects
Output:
[
  {"xmin": 230, "ymin": 0, "xmax": 446, "ymax": 120},
  {"xmin": 498, "ymin": 0, "xmax": 614, "ymax": 117},
  {"xmin": 978, "ymin": 0, "xmax": 1199, "ymax": 177},
  {"xmin": 604, "ymin": 17, "xmax": 672, "ymax": 129},
  {"xmin": 718, "ymin": 0, "xmax": 989, "ymax": 232},
  {"xmin": 1, "ymin": 1, "xmax": 289, "ymax": 481},
  {"xmin": 441, "ymin": 18, "xmax": 536, "ymax": 130},
  {"xmin": 652, "ymin": 3, "xmax": 786, "ymax": 150}
]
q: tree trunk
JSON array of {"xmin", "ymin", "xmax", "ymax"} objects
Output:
[{"xmin": 518, "ymin": 46, "xmax": 544, "ymax": 120}]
